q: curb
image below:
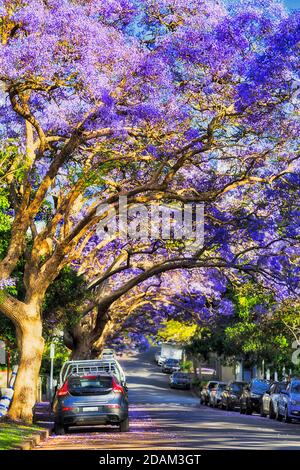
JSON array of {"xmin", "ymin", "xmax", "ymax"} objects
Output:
[{"xmin": 12, "ymin": 428, "xmax": 49, "ymax": 451}]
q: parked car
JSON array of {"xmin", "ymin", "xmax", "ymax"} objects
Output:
[
  {"xmin": 209, "ymin": 382, "xmax": 227, "ymax": 408},
  {"xmin": 155, "ymin": 352, "xmax": 160, "ymax": 363},
  {"xmin": 162, "ymin": 358, "xmax": 181, "ymax": 374},
  {"xmin": 261, "ymin": 381, "xmax": 287, "ymax": 419},
  {"xmin": 220, "ymin": 381, "xmax": 247, "ymax": 411},
  {"xmin": 200, "ymin": 381, "xmax": 221, "ymax": 405},
  {"xmin": 101, "ymin": 348, "xmax": 115, "ymax": 359},
  {"xmin": 169, "ymin": 372, "xmax": 191, "ymax": 390},
  {"xmin": 157, "ymin": 355, "xmax": 167, "ymax": 366},
  {"xmin": 240, "ymin": 379, "xmax": 270, "ymax": 415},
  {"xmin": 53, "ymin": 372, "xmax": 129, "ymax": 434},
  {"xmin": 276, "ymin": 379, "xmax": 300, "ymax": 423}
]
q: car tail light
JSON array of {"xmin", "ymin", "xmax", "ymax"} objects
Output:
[
  {"xmin": 107, "ymin": 404, "xmax": 120, "ymax": 409},
  {"xmin": 57, "ymin": 381, "xmax": 69, "ymax": 397},
  {"xmin": 62, "ymin": 406, "xmax": 73, "ymax": 411},
  {"xmin": 112, "ymin": 379, "xmax": 124, "ymax": 394}
]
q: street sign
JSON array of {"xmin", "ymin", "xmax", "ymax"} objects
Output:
[
  {"xmin": 50, "ymin": 343, "xmax": 55, "ymax": 359},
  {"xmin": 0, "ymin": 341, "xmax": 5, "ymax": 364}
]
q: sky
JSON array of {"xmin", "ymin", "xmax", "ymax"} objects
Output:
[{"xmin": 285, "ymin": 0, "xmax": 300, "ymax": 9}]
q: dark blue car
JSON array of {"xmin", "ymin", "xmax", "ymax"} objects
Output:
[
  {"xmin": 276, "ymin": 379, "xmax": 300, "ymax": 423},
  {"xmin": 53, "ymin": 372, "xmax": 129, "ymax": 434}
]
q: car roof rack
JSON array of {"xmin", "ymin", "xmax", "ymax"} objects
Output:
[{"xmin": 59, "ymin": 359, "xmax": 126, "ymax": 387}]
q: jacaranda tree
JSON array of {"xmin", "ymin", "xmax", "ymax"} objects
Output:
[{"xmin": 0, "ymin": 0, "xmax": 299, "ymax": 422}]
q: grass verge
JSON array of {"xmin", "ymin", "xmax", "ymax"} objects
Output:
[{"xmin": 0, "ymin": 421, "xmax": 40, "ymax": 450}]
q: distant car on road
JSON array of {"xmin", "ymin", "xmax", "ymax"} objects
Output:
[
  {"xmin": 162, "ymin": 358, "xmax": 181, "ymax": 374},
  {"xmin": 261, "ymin": 381, "xmax": 287, "ymax": 418},
  {"xmin": 169, "ymin": 372, "xmax": 191, "ymax": 390},
  {"xmin": 220, "ymin": 381, "xmax": 247, "ymax": 411},
  {"xmin": 200, "ymin": 381, "xmax": 221, "ymax": 406},
  {"xmin": 276, "ymin": 379, "xmax": 300, "ymax": 423},
  {"xmin": 240, "ymin": 379, "xmax": 270, "ymax": 415},
  {"xmin": 209, "ymin": 382, "xmax": 227, "ymax": 408},
  {"xmin": 53, "ymin": 372, "xmax": 129, "ymax": 434},
  {"xmin": 156, "ymin": 355, "xmax": 167, "ymax": 366},
  {"xmin": 101, "ymin": 348, "xmax": 115, "ymax": 359}
]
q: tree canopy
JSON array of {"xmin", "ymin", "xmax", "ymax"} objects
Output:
[{"xmin": 0, "ymin": 0, "xmax": 299, "ymax": 422}]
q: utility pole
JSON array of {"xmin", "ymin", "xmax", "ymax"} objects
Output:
[
  {"xmin": 6, "ymin": 348, "xmax": 10, "ymax": 388},
  {"xmin": 49, "ymin": 343, "xmax": 55, "ymax": 396}
]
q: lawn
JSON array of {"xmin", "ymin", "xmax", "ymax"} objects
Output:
[{"xmin": 0, "ymin": 422, "xmax": 39, "ymax": 450}]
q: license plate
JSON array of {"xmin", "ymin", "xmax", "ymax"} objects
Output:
[{"xmin": 82, "ymin": 407, "xmax": 98, "ymax": 412}]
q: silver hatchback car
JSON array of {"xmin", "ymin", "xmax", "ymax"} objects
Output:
[{"xmin": 53, "ymin": 372, "xmax": 129, "ymax": 434}]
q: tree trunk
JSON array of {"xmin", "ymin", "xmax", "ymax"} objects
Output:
[
  {"xmin": 66, "ymin": 312, "xmax": 116, "ymax": 360},
  {"xmin": 8, "ymin": 318, "xmax": 44, "ymax": 423},
  {"xmin": 65, "ymin": 322, "xmax": 94, "ymax": 360},
  {"xmin": 90, "ymin": 319, "xmax": 116, "ymax": 358},
  {"xmin": 70, "ymin": 334, "xmax": 94, "ymax": 360}
]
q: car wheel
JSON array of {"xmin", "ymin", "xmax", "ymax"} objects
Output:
[
  {"xmin": 226, "ymin": 402, "xmax": 231, "ymax": 411},
  {"xmin": 260, "ymin": 404, "xmax": 267, "ymax": 418},
  {"xmin": 269, "ymin": 404, "xmax": 276, "ymax": 420},
  {"xmin": 54, "ymin": 423, "xmax": 65, "ymax": 435},
  {"xmin": 276, "ymin": 408, "xmax": 283, "ymax": 421},
  {"xmin": 119, "ymin": 417, "xmax": 130, "ymax": 432},
  {"xmin": 284, "ymin": 407, "xmax": 292, "ymax": 424},
  {"xmin": 245, "ymin": 406, "xmax": 252, "ymax": 415}
]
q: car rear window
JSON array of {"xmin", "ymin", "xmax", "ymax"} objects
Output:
[
  {"xmin": 231, "ymin": 383, "xmax": 244, "ymax": 392},
  {"xmin": 209, "ymin": 382, "xmax": 219, "ymax": 389},
  {"xmin": 251, "ymin": 380, "xmax": 270, "ymax": 393},
  {"xmin": 291, "ymin": 382, "xmax": 300, "ymax": 394},
  {"xmin": 68, "ymin": 376, "xmax": 113, "ymax": 395},
  {"xmin": 278, "ymin": 383, "xmax": 287, "ymax": 392}
]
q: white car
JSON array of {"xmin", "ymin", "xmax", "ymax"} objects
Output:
[
  {"xmin": 157, "ymin": 355, "xmax": 167, "ymax": 366},
  {"xmin": 101, "ymin": 348, "xmax": 115, "ymax": 359}
]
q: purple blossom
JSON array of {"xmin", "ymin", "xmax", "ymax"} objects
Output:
[{"xmin": 0, "ymin": 278, "xmax": 16, "ymax": 290}]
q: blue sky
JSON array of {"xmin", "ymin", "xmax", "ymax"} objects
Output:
[{"xmin": 285, "ymin": 0, "xmax": 300, "ymax": 9}]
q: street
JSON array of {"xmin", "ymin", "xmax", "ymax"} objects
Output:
[{"xmin": 36, "ymin": 350, "xmax": 300, "ymax": 450}]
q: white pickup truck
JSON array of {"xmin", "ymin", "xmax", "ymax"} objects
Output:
[
  {"xmin": 155, "ymin": 343, "xmax": 183, "ymax": 365},
  {"xmin": 59, "ymin": 358, "xmax": 126, "ymax": 388}
]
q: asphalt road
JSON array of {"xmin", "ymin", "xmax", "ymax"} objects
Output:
[{"xmin": 36, "ymin": 349, "xmax": 300, "ymax": 450}]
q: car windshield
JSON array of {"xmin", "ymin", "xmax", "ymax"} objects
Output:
[
  {"xmin": 68, "ymin": 376, "xmax": 112, "ymax": 394},
  {"xmin": 251, "ymin": 380, "xmax": 270, "ymax": 393},
  {"xmin": 166, "ymin": 359, "xmax": 179, "ymax": 365},
  {"xmin": 173, "ymin": 373, "xmax": 189, "ymax": 378},
  {"xmin": 291, "ymin": 382, "xmax": 300, "ymax": 394}
]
